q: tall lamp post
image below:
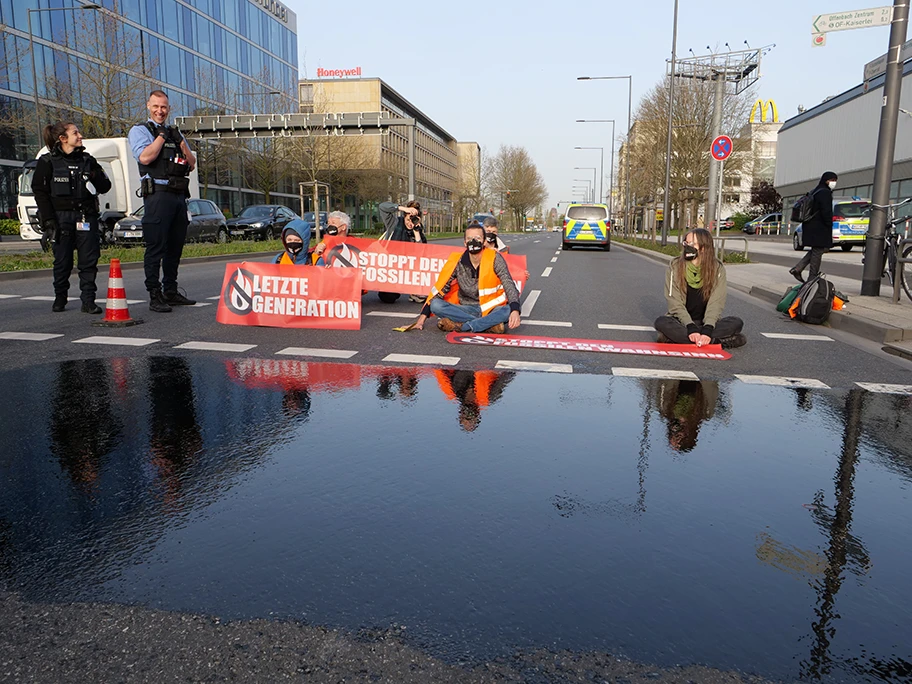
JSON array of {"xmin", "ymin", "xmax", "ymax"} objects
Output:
[
  {"xmin": 578, "ymin": 75, "xmax": 632, "ymax": 235},
  {"xmin": 27, "ymin": 2, "xmax": 101, "ymax": 145},
  {"xmin": 574, "ymin": 147, "xmax": 604, "ymax": 205},
  {"xmin": 577, "ymin": 123, "xmax": 616, "ymax": 220},
  {"xmin": 574, "ymin": 168, "xmax": 596, "ymax": 202},
  {"xmin": 573, "ymin": 182, "xmax": 591, "ymax": 202}
]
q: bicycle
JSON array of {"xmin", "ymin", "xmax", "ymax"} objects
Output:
[{"xmin": 866, "ymin": 199, "xmax": 912, "ymax": 302}]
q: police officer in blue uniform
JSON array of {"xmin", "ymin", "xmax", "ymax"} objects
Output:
[
  {"xmin": 32, "ymin": 121, "xmax": 112, "ymax": 313},
  {"xmin": 128, "ymin": 89, "xmax": 197, "ymax": 312}
]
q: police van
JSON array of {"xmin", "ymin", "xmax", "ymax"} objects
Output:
[
  {"xmin": 562, "ymin": 202, "xmax": 611, "ymax": 251},
  {"xmin": 793, "ymin": 198, "xmax": 870, "ymax": 252}
]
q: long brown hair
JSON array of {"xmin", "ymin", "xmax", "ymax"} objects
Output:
[
  {"xmin": 674, "ymin": 228, "xmax": 719, "ymax": 302},
  {"xmin": 43, "ymin": 121, "xmax": 76, "ymax": 151}
]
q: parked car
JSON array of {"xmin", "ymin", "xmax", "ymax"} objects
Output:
[
  {"xmin": 720, "ymin": 216, "xmax": 735, "ymax": 230},
  {"xmin": 301, "ymin": 211, "xmax": 328, "ymax": 234},
  {"xmin": 471, "ymin": 212, "xmax": 495, "ymax": 227},
  {"xmin": 227, "ymin": 205, "xmax": 298, "ymax": 240},
  {"xmin": 112, "ymin": 199, "xmax": 228, "ymax": 245},
  {"xmin": 743, "ymin": 212, "xmax": 782, "ymax": 235},
  {"xmin": 793, "ymin": 198, "xmax": 870, "ymax": 252}
]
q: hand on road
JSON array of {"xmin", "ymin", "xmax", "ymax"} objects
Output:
[
  {"xmin": 414, "ymin": 314, "xmax": 427, "ymax": 330},
  {"xmin": 508, "ymin": 311, "xmax": 521, "ymax": 330}
]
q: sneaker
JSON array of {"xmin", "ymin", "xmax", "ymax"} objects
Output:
[
  {"xmin": 408, "ymin": 294, "xmax": 424, "ymax": 303},
  {"xmin": 164, "ymin": 290, "xmax": 196, "ymax": 306},
  {"xmin": 656, "ymin": 332, "xmax": 670, "ymax": 343},
  {"xmin": 149, "ymin": 290, "xmax": 172, "ymax": 313},
  {"xmin": 789, "ymin": 267, "xmax": 805, "ymax": 284},
  {"xmin": 51, "ymin": 295, "xmax": 67, "ymax": 313},
  {"xmin": 486, "ymin": 323, "xmax": 506, "ymax": 334},
  {"xmin": 436, "ymin": 318, "xmax": 462, "ymax": 332},
  {"xmin": 719, "ymin": 333, "xmax": 747, "ymax": 349},
  {"xmin": 81, "ymin": 301, "xmax": 102, "ymax": 314}
]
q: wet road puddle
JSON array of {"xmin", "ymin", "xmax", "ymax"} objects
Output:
[{"xmin": 0, "ymin": 356, "xmax": 910, "ymax": 682}]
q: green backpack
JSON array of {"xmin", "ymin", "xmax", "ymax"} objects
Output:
[{"xmin": 776, "ymin": 284, "xmax": 802, "ymax": 313}]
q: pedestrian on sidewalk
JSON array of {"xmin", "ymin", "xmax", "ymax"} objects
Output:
[
  {"xmin": 654, "ymin": 228, "xmax": 746, "ymax": 349},
  {"xmin": 790, "ymin": 171, "xmax": 837, "ymax": 283},
  {"xmin": 32, "ymin": 121, "xmax": 112, "ymax": 314}
]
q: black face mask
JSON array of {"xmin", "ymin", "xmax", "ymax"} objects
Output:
[
  {"xmin": 683, "ymin": 244, "xmax": 699, "ymax": 261},
  {"xmin": 484, "ymin": 232, "xmax": 497, "ymax": 244},
  {"xmin": 325, "ymin": 226, "xmax": 339, "ymax": 236},
  {"xmin": 466, "ymin": 238, "xmax": 484, "ymax": 253},
  {"xmin": 286, "ymin": 242, "xmax": 304, "ymax": 256}
]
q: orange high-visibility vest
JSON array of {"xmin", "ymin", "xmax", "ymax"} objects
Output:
[
  {"xmin": 425, "ymin": 249, "xmax": 505, "ymax": 315},
  {"xmin": 434, "ymin": 369, "xmax": 497, "ymax": 407}
]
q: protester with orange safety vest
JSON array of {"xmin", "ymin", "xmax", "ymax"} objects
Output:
[
  {"xmin": 413, "ymin": 223, "xmax": 521, "ymax": 334},
  {"xmin": 273, "ymin": 220, "xmax": 312, "ymax": 265}
]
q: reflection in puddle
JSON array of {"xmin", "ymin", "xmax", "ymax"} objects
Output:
[{"xmin": 0, "ymin": 357, "xmax": 910, "ymax": 682}]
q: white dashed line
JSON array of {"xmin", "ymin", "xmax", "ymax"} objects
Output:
[
  {"xmin": 735, "ymin": 374, "xmax": 830, "ymax": 389},
  {"xmin": 207, "ymin": 296, "xmax": 221, "ymax": 300},
  {"xmin": 0, "ymin": 332, "xmax": 64, "ymax": 341},
  {"xmin": 761, "ymin": 332, "xmax": 834, "ymax": 341},
  {"xmin": 522, "ymin": 320, "xmax": 573, "ymax": 327},
  {"xmin": 856, "ymin": 382, "xmax": 912, "ymax": 394},
  {"xmin": 190, "ymin": 302, "xmax": 213, "ymax": 307},
  {"xmin": 382, "ymin": 353, "xmax": 459, "ymax": 366},
  {"xmin": 550, "ymin": 257, "xmax": 558, "ymax": 263},
  {"xmin": 73, "ymin": 336, "xmax": 159, "ymax": 347},
  {"xmin": 174, "ymin": 341, "xmax": 256, "ymax": 352},
  {"xmin": 598, "ymin": 324, "xmax": 655, "ymax": 332},
  {"xmin": 554, "ymin": 250, "xmax": 560, "ymax": 255},
  {"xmin": 541, "ymin": 267, "xmax": 553, "ymax": 277},
  {"xmin": 521, "ymin": 289, "xmax": 541, "ymax": 318},
  {"xmin": 533, "ymin": 240, "xmax": 541, "ymax": 243},
  {"xmin": 612, "ymin": 368, "xmax": 700, "ymax": 381},
  {"xmin": 495, "ymin": 360, "xmax": 573, "ymax": 373},
  {"xmin": 276, "ymin": 347, "xmax": 358, "ymax": 359},
  {"xmin": 0, "ymin": 294, "xmax": 21, "ymax": 299},
  {"xmin": 366, "ymin": 311, "xmax": 418, "ymax": 318},
  {"xmin": 23, "ymin": 296, "xmax": 75, "ymax": 302}
]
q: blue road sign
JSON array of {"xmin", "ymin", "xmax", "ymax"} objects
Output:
[{"xmin": 711, "ymin": 135, "xmax": 733, "ymax": 161}]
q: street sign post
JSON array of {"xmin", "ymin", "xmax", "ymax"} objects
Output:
[
  {"xmin": 812, "ymin": 6, "xmax": 894, "ymax": 34},
  {"xmin": 711, "ymin": 135, "xmax": 733, "ymax": 161}
]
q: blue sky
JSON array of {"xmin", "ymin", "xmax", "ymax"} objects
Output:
[{"xmin": 284, "ymin": 0, "xmax": 896, "ymax": 210}]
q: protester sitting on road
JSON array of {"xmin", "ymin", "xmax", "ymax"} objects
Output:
[
  {"xmin": 413, "ymin": 223, "xmax": 521, "ymax": 334},
  {"xmin": 434, "ymin": 369, "xmax": 515, "ymax": 432},
  {"xmin": 312, "ymin": 211, "xmax": 351, "ymax": 265},
  {"xmin": 482, "ymin": 216, "xmax": 509, "ymax": 253},
  {"xmin": 654, "ymin": 228, "xmax": 746, "ymax": 349},
  {"xmin": 274, "ymin": 220, "xmax": 312, "ymax": 265}
]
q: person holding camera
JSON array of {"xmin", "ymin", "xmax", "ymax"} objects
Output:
[
  {"xmin": 378, "ymin": 200, "xmax": 428, "ymax": 302},
  {"xmin": 128, "ymin": 89, "xmax": 197, "ymax": 313},
  {"xmin": 32, "ymin": 121, "xmax": 111, "ymax": 313}
]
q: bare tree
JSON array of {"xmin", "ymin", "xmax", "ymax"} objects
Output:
[{"xmin": 487, "ymin": 145, "xmax": 547, "ymax": 231}]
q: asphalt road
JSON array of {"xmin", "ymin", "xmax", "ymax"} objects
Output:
[{"xmin": 1, "ymin": 231, "xmax": 911, "ymax": 389}]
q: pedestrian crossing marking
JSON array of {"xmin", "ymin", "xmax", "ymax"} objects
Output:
[
  {"xmin": 383, "ymin": 353, "xmax": 459, "ymax": 366},
  {"xmin": 0, "ymin": 332, "xmax": 63, "ymax": 341},
  {"xmin": 598, "ymin": 324, "xmax": 655, "ymax": 332},
  {"xmin": 72, "ymin": 336, "xmax": 160, "ymax": 347},
  {"xmin": 735, "ymin": 374, "xmax": 830, "ymax": 389},
  {"xmin": 277, "ymin": 347, "xmax": 358, "ymax": 359},
  {"xmin": 174, "ymin": 341, "xmax": 256, "ymax": 352},
  {"xmin": 762, "ymin": 332, "xmax": 834, "ymax": 341},
  {"xmin": 495, "ymin": 360, "xmax": 572, "ymax": 373},
  {"xmin": 856, "ymin": 382, "xmax": 912, "ymax": 395},
  {"xmin": 612, "ymin": 368, "xmax": 700, "ymax": 381}
]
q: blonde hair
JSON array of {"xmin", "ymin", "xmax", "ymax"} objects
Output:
[{"xmin": 674, "ymin": 228, "xmax": 719, "ymax": 302}]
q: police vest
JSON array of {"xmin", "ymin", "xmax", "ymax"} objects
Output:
[
  {"xmin": 137, "ymin": 123, "xmax": 190, "ymax": 188},
  {"xmin": 42, "ymin": 150, "xmax": 97, "ymax": 213},
  {"xmin": 426, "ymin": 249, "xmax": 506, "ymax": 315}
]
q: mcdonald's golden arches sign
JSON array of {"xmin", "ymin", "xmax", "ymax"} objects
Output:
[{"xmin": 749, "ymin": 99, "xmax": 779, "ymax": 123}]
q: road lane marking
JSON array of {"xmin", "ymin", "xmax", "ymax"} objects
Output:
[
  {"xmin": 190, "ymin": 302, "xmax": 213, "ymax": 307},
  {"xmin": 533, "ymin": 240, "xmax": 541, "ymax": 243},
  {"xmin": 207, "ymin": 296, "xmax": 221, "ymax": 300},
  {"xmin": 0, "ymin": 295, "xmax": 21, "ymax": 299},
  {"xmin": 277, "ymin": 347, "xmax": 358, "ymax": 359},
  {"xmin": 598, "ymin": 324, "xmax": 655, "ymax": 332},
  {"xmin": 495, "ymin": 360, "xmax": 573, "ymax": 373},
  {"xmin": 550, "ymin": 257, "xmax": 558, "ymax": 263},
  {"xmin": 174, "ymin": 341, "xmax": 256, "ymax": 352},
  {"xmin": 856, "ymin": 382, "xmax": 912, "ymax": 394},
  {"xmin": 554, "ymin": 250, "xmax": 560, "ymax": 255},
  {"xmin": 522, "ymin": 320, "xmax": 572, "ymax": 327},
  {"xmin": 0, "ymin": 332, "xmax": 64, "ymax": 341},
  {"xmin": 366, "ymin": 311, "xmax": 417, "ymax": 318},
  {"xmin": 761, "ymin": 332, "xmax": 834, "ymax": 341},
  {"xmin": 612, "ymin": 368, "xmax": 699, "ymax": 380},
  {"xmin": 521, "ymin": 289, "xmax": 541, "ymax": 317},
  {"xmin": 73, "ymin": 336, "xmax": 159, "ymax": 347},
  {"xmin": 735, "ymin": 374, "xmax": 830, "ymax": 389},
  {"xmin": 383, "ymin": 353, "xmax": 459, "ymax": 366},
  {"xmin": 541, "ymin": 267, "xmax": 553, "ymax": 277},
  {"xmin": 23, "ymin": 296, "xmax": 76, "ymax": 301}
]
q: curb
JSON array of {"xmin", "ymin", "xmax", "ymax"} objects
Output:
[
  {"xmin": 0, "ymin": 251, "xmax": 278, "ymax": 283},
  {"xmin": 618, "ymin": 242, "xmax": 907, "ymax": 345}
]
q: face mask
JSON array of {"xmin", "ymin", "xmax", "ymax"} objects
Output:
[
  {"xmin": 286, "ymin": 242, "xmax": 304, "ymax": 256},
  {"xmin": 325, "ymin": 226, "xmax": 339, "ymax": 236},
  {"xmin": 466, "ymin": 238, "xmax": 484, "ymax": 253},
  {"xmin": 484, "ymin": 232, "xmax": 497, "ymax": 244},
  {"xmin": 683, "ymin": 244, "xmax": 699, "ymax": 261},
  {"xmin": 827, "ymin": 181, "xmax": 837, "ymax": 190}
]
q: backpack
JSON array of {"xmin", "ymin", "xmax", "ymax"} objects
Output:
[
  {"xmin": 790, "ymin": 189, "xmax": 819, "ymax": 223},
  {"xmin": 776, "ymin": 284, "xmax": 801, "ymax": 313},
  {"xmin": 788, "ymin": 274, "xmax": 835, "ymax": 324}
]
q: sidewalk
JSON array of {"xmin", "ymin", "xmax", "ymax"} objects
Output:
[{"xmin": 619, "ymin": 242, "xmax": 912, "ymax": 358}]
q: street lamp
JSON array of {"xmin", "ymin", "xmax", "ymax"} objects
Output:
[
  {"xmin": 574, "ymin": 147, "xmax": 604, "ymax": 205},
  {"xmin": 577, "ymin": 128, "xmax": 616, "ymax": 222},
  {"xmin": 27, "ymin": 2, "xmax": 101, "ymax": 146},
  {"xmin": 573, "ymin": 179, "xmax": 592, "ymax": 202},
  {"xmin": 574, "ymin": 168, "xmax": 596, "ymax": 202},
  {"xmin": 578, "ymin": 75, "xmax": 632, "ymax": 235}
]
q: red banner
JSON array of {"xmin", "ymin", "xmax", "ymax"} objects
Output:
[
  {"xmin": 216, "ymin": 261, "xmax": 363, "ymax": 329},
  {"xmin": 445, "ymin": 332, "xmax": 732, "ymax": 360},
  {"xmin": 320, "ymin": 236, "xmax": 528, "ymax": 296}
]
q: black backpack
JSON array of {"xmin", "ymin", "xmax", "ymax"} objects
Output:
[
  {"xmin": 791, "ymin": 274, "xmax": 835, "ymax": 325},
  {"xmin": 790, "ymin": 189, "xmax": 819, "ymax": 223}
]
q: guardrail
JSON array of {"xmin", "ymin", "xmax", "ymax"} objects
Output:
[
  {"xmin": 669, "ymin": 232, "xmax": 749, "ymax": 259},
  {"xmin": 893, "ymin": 237, "xmax": 912, "ymax": 304}
]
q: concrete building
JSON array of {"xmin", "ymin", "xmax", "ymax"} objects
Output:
[
  {"xmin": 0, "ymin": 0, "xmax": 299, "ymax": 216},
  {"xmin": 298, "ymin": 77, "xmax": 467, "ymax": 229}
]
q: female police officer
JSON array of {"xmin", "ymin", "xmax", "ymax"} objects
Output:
[{"xmin": 33, "ymin": 121, "xmax": 111, "ymax": 313}]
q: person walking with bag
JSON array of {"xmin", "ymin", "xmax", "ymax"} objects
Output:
[
  {"xmin": 790, "ymin": 171, "xmax": 837, "ymax": 283},
  {"xmin": 32, "ymin": 121, "xmax": 111, "ymax": 313}
]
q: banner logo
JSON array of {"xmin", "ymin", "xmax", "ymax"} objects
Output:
[
  {"xmin": 325, "ymin": 243, "xmax": 362, "ymax": 268},
  {"xmin": 749, "ymin": 99, "xmax": 779, "ymax": 123},
  {"xmin": 224, "ymin": 267, "xmax": 256, "ymax": 315}
]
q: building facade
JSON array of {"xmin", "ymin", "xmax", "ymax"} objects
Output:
[
  {"xmin": 0, "ymin": 0, "xmax": 298, "ymax": 217},
  {"xmin": 299, "ymin": 77, "xmax": 462, "ymax": 230}
]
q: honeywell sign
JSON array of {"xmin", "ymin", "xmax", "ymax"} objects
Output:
[{"xmin": 317, "ymin": 67, "xmax": 363, "ymax": 78}]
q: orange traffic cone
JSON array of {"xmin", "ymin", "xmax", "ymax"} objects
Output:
[{"xmin": 92, "ymin": 259, "xmax": 143, "ymax": 327}]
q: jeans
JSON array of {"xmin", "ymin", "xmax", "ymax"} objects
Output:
[
  {"xmin": 52, "ymin": 210, "xmax": 100, "ymax": 303},
  {"xmin": 795, "ymin": 246, "xmax": 826, "ymax": 279},
  {"xmin": 143, "ymin": 189, "xmax": 189, "ymax": 293},
  {"xmin": 430, "ymin": 298, "xmax": 511, "ymax": 332},
  {"xmin": 654, "ymin": 316, "xmax": 744, "ymax": 344}
]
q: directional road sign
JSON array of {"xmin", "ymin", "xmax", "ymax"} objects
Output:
[
  {"xmin": 813, "ymin": 33, "xmax": 827, "ymax": 47},
  {"xmin": 812, "ymin": 6, "xmax": 894, "ymax": 34},
  {"xmin": 711, "ymin": 135, "xmax": 733, "ymax": 161}
]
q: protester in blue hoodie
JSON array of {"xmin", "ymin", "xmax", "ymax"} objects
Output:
[{"xmin": 274, "ymin": 219, "xmax": 312, "ymax": 265}]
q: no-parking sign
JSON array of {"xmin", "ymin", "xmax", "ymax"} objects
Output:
[{"xmin": 711, "ymin": 135, "xmax": 733, "ymax": 161}]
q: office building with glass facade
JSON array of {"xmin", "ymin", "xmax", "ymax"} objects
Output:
[{"xmin": 0, "ymin": 0, "xmax": 298, "ymax": 216}]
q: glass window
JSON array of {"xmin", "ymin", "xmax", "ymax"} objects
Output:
[
  {"xmin": 891, "ymin": 180, "xmax": 900, "ymax": 198},
  {"xmin": 899, "ymin": 179, "xmax": 912, "ymax": 199}
]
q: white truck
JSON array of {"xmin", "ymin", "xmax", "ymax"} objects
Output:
[{"xmin": 16, "ymin": 136, "xmax": 200, "ymax": 248}]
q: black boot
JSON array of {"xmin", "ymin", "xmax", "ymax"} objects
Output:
[
  {"xmin": 164, "ymin": 289, "xmax": 196, "ymax": 306},
  {"xmin": 149, "ymin": 289, "xmax": 172, "ymax": 313},
  {"xmin": 789, "ymin": 267, "xmax": 805, "ymax": 284},
  {"xmin": 51, "ymin": 294, "xmax": 67, "ymax": 312},
  {"xmin": 81, "ymin": 300, "xmax": 102, "ymax": 314}
]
